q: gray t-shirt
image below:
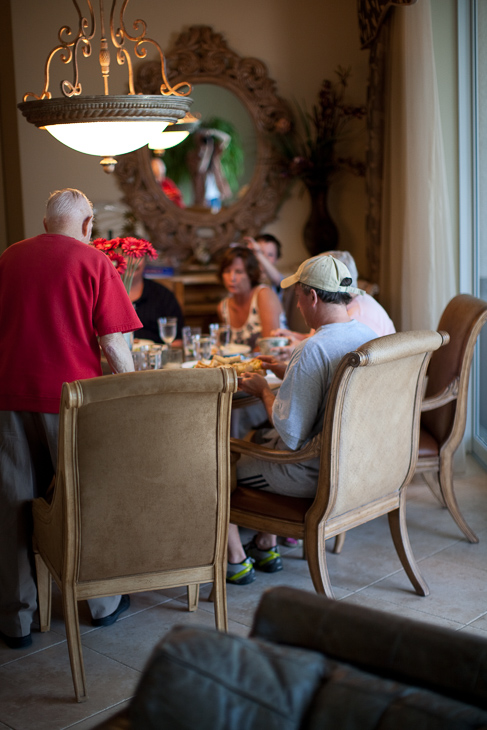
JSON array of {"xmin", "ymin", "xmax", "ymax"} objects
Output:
[
  {"xmin": 273, "ymin": 320, "xmax": 377, "ymax": 450},
  {"xmin": 237, "ymin": 319, "xmax": 377, "ymax": 497}
]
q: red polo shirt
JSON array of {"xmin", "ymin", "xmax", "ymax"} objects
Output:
[{"xmin": 0, "ymin": 233, "xmax": 142, "ymax": 413}]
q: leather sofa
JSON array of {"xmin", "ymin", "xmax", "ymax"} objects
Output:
[{"xmin": 96, "ymin": 586, "xmax": 487, "ymax": 729}]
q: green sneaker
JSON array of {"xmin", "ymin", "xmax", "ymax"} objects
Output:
[
  {"xmin": 226, "ymin": 557, "xmax": 256, "ymax": 585},
  {"xmin": 244, "ymin": 538, "xmax": 283, "ymax": 573}
]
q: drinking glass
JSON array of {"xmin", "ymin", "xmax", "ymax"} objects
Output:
[
  {"xmin": 132, "ymin": 350, "xmax": 150, "ymax": 371},
  {"xmin": 182, "ymin": 326, "xmax": 201, "ymax": 360},
  {"xmin": 194, "ymin": 335, "xmax": 213, "ymax": 361},
  {"xmin": 163, "ymin": 348, "xmax": 183, "ymax": 369},
  {"xmin": 158, "ymin": 317, "xmax": 178, "ymax": 346},
  {"xmin": 217, "ymin": 325, "xmax": 231, "ymax": 350},
  {"xmin": 209, "ymin": 323, "xmax": 220, "ymax": 348}
]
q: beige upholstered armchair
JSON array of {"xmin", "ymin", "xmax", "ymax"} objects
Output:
[
  {"xmin": 230, "ymin": 330, "xmax": 447, "ymax": 598},
  {"xmin": 418, "ymin": 294, "xmax": 487, "ymax": 543},
  {"xmin": 32, "ymin": 367, "xmax": 237, "ymax": 702}
]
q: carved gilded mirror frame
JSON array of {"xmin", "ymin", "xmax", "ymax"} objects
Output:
[{"xmin": 115, "ymin": 25, "xmax": 292, "ymax": 263}]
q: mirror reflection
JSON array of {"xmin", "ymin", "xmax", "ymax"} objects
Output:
[{"xmin": 150, "ymin": 84, "xmax": 257, "ymax": 213}]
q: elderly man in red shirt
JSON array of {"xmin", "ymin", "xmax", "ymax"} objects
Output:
[{"xmin": 0, "ymin": 188, "xmax": 141, "ymax": 649}]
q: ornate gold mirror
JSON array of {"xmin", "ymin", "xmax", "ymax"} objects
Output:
[{"xmin": 115, "ymin": 26, "xmax": 292, "ymax": 264}]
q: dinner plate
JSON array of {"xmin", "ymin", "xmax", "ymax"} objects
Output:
[
  {"xmin": 220, "ymin": 344, "xmax": 251, "ymax": 356},
  {"xmin": 132, "ymin": 339, "xmax": 156, "ymax": 349}
]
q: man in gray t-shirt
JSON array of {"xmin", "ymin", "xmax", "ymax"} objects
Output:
[{"xmin": 226, "ymin": 254, "xmax": 377, "ymax": 586}]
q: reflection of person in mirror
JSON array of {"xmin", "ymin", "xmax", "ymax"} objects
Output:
[
  {"xmin": 186, "ymin": 128, "xmax": 232, "ymax": 212},
  {"xmin": 151, "ymin": 157, "xmax": 184, "ymax": 208}
]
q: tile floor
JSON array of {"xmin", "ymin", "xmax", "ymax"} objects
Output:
[{"xmin": 1, "ymin": 456, "xmax": 487, "ymax": 729}]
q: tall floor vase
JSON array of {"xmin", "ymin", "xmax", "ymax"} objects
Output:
[{"xmin": 303, "ymin": 185, "xmax": 339, "ymax": 257}]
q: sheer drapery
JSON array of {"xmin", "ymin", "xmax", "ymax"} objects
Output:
[{"xmin": 380, "ymin": 0, "xmax": 456, "ymax": 330}]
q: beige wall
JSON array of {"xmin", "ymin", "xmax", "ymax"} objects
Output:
[
  {"xmin": 6, "ymin": 0, "xmax": 459, "ymax": 282},
  {"xmin": 9, "ymin": 0, "xmax": 369, "ymax": 274}
]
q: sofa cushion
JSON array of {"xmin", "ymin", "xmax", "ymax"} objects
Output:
[
  {"xmin": 306, "ymin": 661, "xmax": 487, "ymax": 730},
  {"xmin": 251, "ymin": 587, "xmax": 487, "ymax": 709},
  {"xmin": 129, "ymin": 625, "xmax": 328, "ymax": 730}
]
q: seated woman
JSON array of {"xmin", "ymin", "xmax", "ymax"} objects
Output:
[{"xmin": 217, "ymin": 246, "xmax": 283, "ymax": 352}]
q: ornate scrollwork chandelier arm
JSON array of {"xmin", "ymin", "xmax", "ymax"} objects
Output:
[
  {"xmin": 23, "ymin": 1, "xmax": 96, "ymax": 101},
  {"xmin": 113, "ymin": 0, "xmax": 191, "ymax": 97}
]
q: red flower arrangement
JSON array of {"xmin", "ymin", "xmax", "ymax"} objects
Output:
[{"xmin": 91, "ymin": 236, "xmax": 157, "ymax": 294}]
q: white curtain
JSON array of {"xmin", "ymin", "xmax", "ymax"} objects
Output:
[{"xmin": 380, "ymin": 0, "xmax": 456, "ymax": 331}]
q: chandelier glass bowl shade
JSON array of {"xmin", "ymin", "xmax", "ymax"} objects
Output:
[{"xmin": 17, "ymin": 0, "xmax": 193, "ymax": 171}]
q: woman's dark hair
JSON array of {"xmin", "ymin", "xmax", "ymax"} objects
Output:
[
  {"xmin": 298, "ymin": 282, "xmax": 352, "ymax": 306},
  {"xmin": 218, "ymin": 246, "xmax": 262, "ymax": 288},
  {"xmin": 256, "ymin": 233, "xmax": 282, "ymax": 259}
]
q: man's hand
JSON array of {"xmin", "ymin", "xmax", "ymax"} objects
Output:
[
  {"xmin": 238, "ymin": 371, "xmax": 270, "ymax": 396},
  {"xmin": 238, "ymin": 371, "xmax": 276, "ymax": 424},
  {"xmin": 243, "ymin": 236, "xmax": 261, "ymax": 255},
  {"xmin": 257, "ymin": 355, "xmax": 287, "ymax": 380}
]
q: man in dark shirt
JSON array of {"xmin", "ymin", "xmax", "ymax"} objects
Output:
[{"xmin": 129, "ymin": 260, "xmax": 184, "ymax": 345}]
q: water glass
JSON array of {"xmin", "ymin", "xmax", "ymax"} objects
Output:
[
  {"xmin": 194, "ymin": 334, "xmax": 213, "ymax": 361},
  {"xmin": 149, "ymin": 345, "xmax": 166, "ymax": 369},
  {"xmin": 182, "ymin": 326, "xmax": 201, "ymax": 360},
  {"xmin": 158, "ymin": 317, "xmax": 178, "ymax": 345},
  {"xmin": 217, "ymin": 324, "xmax": 231, "ymax": 350},
  {"xmin": 162, "ymin": 348, "xmax": 183, "ymax": 369},
  {"xmin": 209, "ymin": 323, "xmax": 220, "ymax": 347},
  {"xmin": 132, "ymin": 350, "xmax": 150, "ymax": 371},
  {"xmin": 123, "ymin": 331, "xmax": 134, "ymax": 351}
]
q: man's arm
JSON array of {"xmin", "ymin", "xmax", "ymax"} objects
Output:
[
  {"xmin": 244, "ymin": 237, "xmax": 283, "ymax": 288},
  {"xmin": 100, "ymin": 333, "xmax": 134, "ymax": 373}
]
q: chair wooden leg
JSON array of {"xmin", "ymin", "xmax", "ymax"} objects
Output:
[
  {"xmin": 421, "ymin": 471, "xmax": 447, "ymax": 507},
  {"xmin": 332, "ymin": 532, "xmax": 346, "ymax": 554},
  {"xmin": 63, "ymin": 588, "xmax": 87, "ymax": 702},
  {"xmin": 187, "ymin": 584, "xmax": 199, "ymax": 612},
  {"xmin": 305, "ymin": 528, "xmax": 334, "ymax": 598},
  {"xmin": 212, "ymin": 565, "xmax": 228, "ymax": 632},
  {"xmin": 34, "ymin": 553, "xmax": 52, "ymax": 632},
  {"xmin": 388, "ymin": 497, "xmax": 429, "ymax": 597},
  {"xmin": 438, "ymin": 456, "xmax": 479, "ymax": 543}
]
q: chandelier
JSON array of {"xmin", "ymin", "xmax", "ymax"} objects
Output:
[{"xmin": 17, "ymin": 0, "xmax": 193, "ymax": 172}]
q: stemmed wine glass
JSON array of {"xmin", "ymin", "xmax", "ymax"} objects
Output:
[{"xmin": 157, "ymin": 317, "xmax": 178, "ymax": 346}]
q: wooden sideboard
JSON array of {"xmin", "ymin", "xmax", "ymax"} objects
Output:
[{"xmin": 147, "ymin": 272, "xmax": 226, "ymax": 330}]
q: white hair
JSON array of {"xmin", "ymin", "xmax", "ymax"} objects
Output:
[
  {"xmin": 45, "ymin": 188, "xmax": 92, "ymax": 229},
  {"xmin": 325, "ymin": 250, "xmax": 359, "ymax": 288}
]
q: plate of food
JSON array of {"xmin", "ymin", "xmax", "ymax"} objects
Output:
[{"xmin": 182, "ymin": 356, "xmax": 281, "ymax": 386}]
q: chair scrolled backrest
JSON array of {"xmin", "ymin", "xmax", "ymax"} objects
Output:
[
  {"xmin": 313, "ymin": 330, "xmax": 446, "ymax": 523},
  {"xmin": 56, "ymin": 368, "xmax": 237, "ymax": 585},
  {"xmin": 421, "ymin": 294, "xmax": 487, "ymax": 448}
]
